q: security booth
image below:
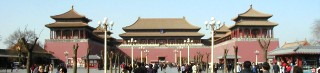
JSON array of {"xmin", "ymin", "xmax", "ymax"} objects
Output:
[{"xmin": 82, "ymin": 55, "xmax": 101, "ymax": 68}]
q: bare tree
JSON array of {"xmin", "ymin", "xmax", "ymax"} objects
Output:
[
  {"xmin": 233, "ymin": 46, "xmax": 238, "ymax": 73},
  {"xmin": 86, "ymin": 47, "xmax": 91, "ymax": 73},
  {"xmin": 312, "ymin": 19, "xmax": 320, "ymax": 44},
  {"xmin": 258, "ymin": 39, "xmax": 271, "ymax": 62},
  {"xmin": 73, "ymin": 43, "xmax": 79, "ymax": 73},
  {"xmin": 19, "ymin": 37, "xmax": 38, "ymax": 73},
  {"xmin": 4, "ymin": 27, "xmax": 38, "ymax": 48},
  {"xmin": 205, "ymin": 52, "xmax": 210, "ymax": 73},
  {"xmin": 223, "ymin": 49, "xmax": 228, "ymax": 73}
]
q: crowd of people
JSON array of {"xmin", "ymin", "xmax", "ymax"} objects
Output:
[
  {"xmin": 29, "ymin": 64, "xmax": 54, "ymax": 73},
  {"xmin": 223, "ymin": 61, "xmax": 305, "ymax": 73},
  {"xmin": 4, "ymin": 61, "xmax": 320, "ymax": 73}
]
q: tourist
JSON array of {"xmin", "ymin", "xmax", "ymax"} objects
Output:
[
  {"xmin": 153, "ymin": 63, "xmax": 159, "ymax": 73},
  {"xmin": 56, "ymin": 63, "xmax": 67, "ymax": 73},
  {"xmin": 181, "ymin": 64, "xmax": 186, "ymax": 73},
  {"xmin": 147, "ymin": 64, "xmax": 155, "ymax": 73},
  {"xmin": 286, "ymin": 65, "xmax": 291, "ymax": 73},
  {"xmin": 44, "ymin": 64, "xmax": 49, "ymax": 73},
  {"xmin": 177, "ymin": 64, "xmax": 181, "ymax": 72},
  {"xmin": 58, "ymin": 67, "xmax": 66, "ymax": 73},
  {"xmin": 188, "ymin": 64, "xmax": 193, "ymax": 73},
  {"xmin": 273, "ymin": 62, "xmax": 280, "ymax": 73},
  {"xmin": 37, "ymin": 65, "xmax": 46, "ymax": 73},
  {"xmin": 317, "ymin": 66, "xmax": 320, "ymax": 73},
  {"xmin": 214, "ymin": 63, "xmax": 219, "ymax": 73},
  {"xmin": 128, "ymin": 64, "xmax": 133, "ymax": 73},
  {"xmin": 236, "ymin": 63, "xmax": 242, "ymax": 73},
  {"xmin": 185, "ymin": 64, "xmax": 189, "ymax": 73},
  {"xmin": 162, "ymin": 63, "xmax": 167, "ymax": 73},
  {"xmin": 192, "ymin": 64, "xmax": 197, "ymax": 73},
  {"xmin": 196, "ymin": 64, "xmax": 201, "ymax": 73},
  {"xmin": 33, "ymin": 65, "xmax": 39, "ymax": 73},
  {"xmin": 240, "ymin": 61, "xmax": 253, "ymax": 73},
  {"xmin": 292, "ymin": 66, "xmax": 303, "ymax": 73},
  {"xmin": 252, "ymin": 62, "xmax": 258, "ymax": 73},
  {"xmin": 48, "ymin": 64, "xmax": 53, "ymax": 73},
  {"xmin": 258, "ymin": 63, "xmax": 263, "ymax": 73},
  {"xmin": 312, "ymin": 67, "xmax": 316, "ymax": 73},
  {"xmin": 262, "ymin": 62, "xmax": 270, "ymax": 73}
]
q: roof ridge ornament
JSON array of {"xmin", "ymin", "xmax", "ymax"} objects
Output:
[
  {"xmin": 72, "ymin": 5, "xmax": 74, "ymax": 9},
  {"xmin": 250, "ymin": 4, "xmax": 252, "ymax": 8}
]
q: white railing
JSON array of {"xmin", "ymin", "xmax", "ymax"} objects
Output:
[
  {"xmin": 119, "ymin": 43, "xmax": 206, "ymax": 47},
  {"xmin": 45, "ymin": 39, "xmax": 88, "ymax": 42}
]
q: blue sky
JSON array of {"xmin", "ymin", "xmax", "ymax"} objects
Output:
[{"xmin": 0, "ymin": 0, "xmax": 319, "ymax": 49}]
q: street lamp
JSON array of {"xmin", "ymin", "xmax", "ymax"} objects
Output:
[
  {"xmin": 144, "ymin": 49, "xmax": 149, "ymax": 64},
  {"xmin": 205, "ymin": 17, "xmax": 221, "ymax": 73},
  {"xmin": 173, "ymin": 49, "xmax": 178, "ymax": 63},
  {"xmin": 16, "ymin": 46, "xmax": 21, "ymax": 66},
  {"xmin": 177, "ymin": 46, "xmax": 183, "ymax": 68},
  {"xmin": 139, "ymin": 46, "xmax": 145, "ymax": 62},
  {"xmin": 184, "ymin": 38, "xmax": 193, "ymax": 64},
  {"xmin": 100, "ymin": 17, "xmax": 114, "ymax": 73},
  {"xmin": 128, "ymin": 38, "xmax": 137, "ymax": 67},
  {"xmin": 64, "ymin": 51, "xmax": 69, "ymax": 66},
  {"xmin": 255, "ymin": 50, "xmax": 259, "ymax": 64}
]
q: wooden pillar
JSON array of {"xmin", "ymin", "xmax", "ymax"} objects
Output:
[
  {"xmin": 146, "ymin": 39, "xmax": 149, "ymax": 44},
  {"xmin": 259, "ymin": 28, "xmax": 263, "ymax": 38},
  {"xmin": 271, "ymin": 28, "xmax": 274, "ymax": 38},
  {"xmin": 78, "ymin": 30, "xmax": 81, "ymax": 39},
  {"xmin": 237, "ymin": 28, "xmax": 240, "ymax": 38},
  {"xmin": 60, "ymin": 30, "xmax": 63, "ymax": 39},
  {"xmin": 268, "ymin": 29, "xmax": 271, "ymax": 38},
  {"xmin": 71, "ymin": 30, "xmax": 74, "ymax": 39},
  {"xmin": 249, "ymin": 28, "xmax": 252, "ymax": 38},
  {"xmin": 83, "ymin": 30, "xmax": 86, "ymax": 39},
  {"xmin": 231, "ymin": 31, "xmax": 233, "ymax": 38},
  {"xmin": 54, "ymin": 30, "xmax": 57, "ymax": 39},
  {"xmin": 241, "ymin": 28, "xmax": 244, "ymax": 38},
  {"xmin": 50, "ymin": 30, "xmax": 52, "ymax": 39}
]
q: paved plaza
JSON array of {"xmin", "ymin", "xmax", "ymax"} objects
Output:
[
  {"xmin": 0, "ymin": 67, "xmax": 223, "ymax": 73},
  {"xmin": 0, "ymin": 67, "xmax": 313, "ymax": 73}
]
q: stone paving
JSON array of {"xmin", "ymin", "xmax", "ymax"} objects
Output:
[
  {"xmin": 0, "ymin": 68, "xmax": 312, "ymax": 73},
  {"xmin": 0, "ymin": 67, "xmax": 219, "ymax": 73}
]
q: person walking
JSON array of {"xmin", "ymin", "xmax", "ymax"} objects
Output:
[
  {"xmin": 252, "ymin": 63, "xmax": 258, "ymax": 73},
  {"xmin": 273, "ymin": 63, "xmax": 280, "ymax": 73},
  {"xmin": 181, "ymin": 64, "xmax": 186, "ymax": 73},
  {"xmin": 262, "ymin": 62, "xmax": 270, "ymax": 73},
  {"xmin": 37, "ymin": 65, "xmax": 47, "ymax": 73},
  {"xmin": 240, "ymin": 61, "xmax": 253, "ymax": 73},
  {"xmin": 177, "ymin": 64, "xmax": 181, "ymax": 73},
  {"xmin": 147, "ymin": 64, "xmax": 155, "ymax": 73},
  {"xmin": 192, "ymin": 64, "xmax": 197, "ymax": 73},
  {"xmin": 236, "ymin": 64, "xmax": 242, "ymax": 73},
  {"xmin": 162, "ymin": 63, "xmax": 167, "ymax": 73},
  {"xmin": 128, "ymin": 64, "xmax": 133, "ymax": 73},
  {"xmin": 312, "ymin": 67, "xmax": 316, "ymax": 73},
  {"xmin": 48, "ymin": 64, "xmax": 53, "ymax": 73},
  {"xmin": 153, "ymin": 63, "xmax": 159, "ymax": 73}
]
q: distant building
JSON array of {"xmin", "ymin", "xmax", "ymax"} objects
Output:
[
  {"xmin": 44, "ymin": 5, "xmax": 281, "ymax": 66},
  {"xmin": 44, "ymin": 6, "xmax": 118, "ymax": 68},
  {"xmin": 117, "ymin": 5, "xmax": 280, "ymax": 64},
  {"xmin": 210, "ymin": 5, "xmax": 279, "ymax": 63},
  {"xmin": 269, "ymin": 40, "xmax": 320, "ymax": 70},
  {"xmin": 119, "ymin": 17, "xmax": 208, "ymax": 64}
]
